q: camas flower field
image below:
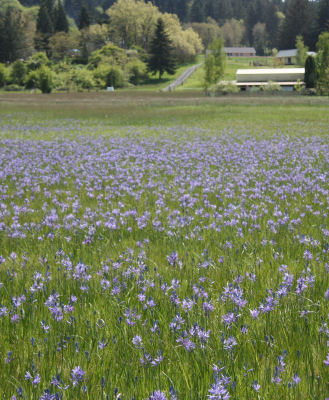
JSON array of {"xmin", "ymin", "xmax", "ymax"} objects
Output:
[{"xmin": 0, "ymin": 99, "xmax": 329, "ymax": 399}]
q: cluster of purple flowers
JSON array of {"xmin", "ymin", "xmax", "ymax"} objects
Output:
[{"xmin": 0, "ymin": 127, "xmax": 328, "ymax": 398}]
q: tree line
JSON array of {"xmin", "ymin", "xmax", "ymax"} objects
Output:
[{"xmin": 0, "ymin": 0, "xmax": 328, "ymax": 93}]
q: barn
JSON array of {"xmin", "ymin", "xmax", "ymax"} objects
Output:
[
  {"xmin": 236, "ymin": 68, "xmax": 305, "ymax": 91},
  {"xmin": 224, "ymin": 47, "xmax": 256, "ymax": 57}
]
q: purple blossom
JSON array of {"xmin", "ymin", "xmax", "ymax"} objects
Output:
[
  {"xmin": 251, "ymin": 381, "xmax": 260, "ymax": 392},
  {"xmin": 71, "ymin": 366, "xmax": 85, "ymax": 386},
  {"xmin": 147, "ymin": 390, "xmax": 168, "ymax": 400},
  {"xmin": 324, "ymin": 353, "xmax": 329, "ymax": 366}
]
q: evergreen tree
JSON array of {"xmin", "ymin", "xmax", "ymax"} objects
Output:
[
  {"xmin": 279, "ymin": 0, "xmax": 311, "ymax": 49},
  {"xmin": 54, "ymin": 0, "xmax": 69, "ymax": 32},
  {"xmin": 190, "ymin": 0, "xmax": 205, "ymax": 22},
  {"xmin": 35, "ymin": 0, "xmax": 54, "ymax": 53},
  {"xmin": 147, "ymin": 18, "xmax": 176, "ymax": 79},
  {"xmin": 64, "ymin": 0, "xmax": 81, "ymax": 22},
  {"xmin": 0, "ymin": 8, "xmax": 26, "ymax": 62},
  {"xmin": 78, "ymin": 3, "xmax": 91, "ymax": 30},
  {"xmin": 318, "ymin": 0, "xmax": 329, "ymax": 33},
  {"xmin": 304, "ymin": 55, "xmax": 316, "ymax": 88}
]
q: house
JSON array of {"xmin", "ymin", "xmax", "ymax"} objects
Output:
[
  {"xmin": 276, "ymin": 49, "xmax": 317, "ymax": 65},
  {"xmin": 236, "ymin": 68, "xmax": 305, "ymax": 91},
  {"xmin": 224, "ymin": 47, "xmax": 256, "ymax": 57}
]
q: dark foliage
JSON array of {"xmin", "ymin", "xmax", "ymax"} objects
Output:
[
  {"xmin": 147, "ymin": 18, "xmax": 176, "ymax": 79},
  {"xmin": 0, "ymin": 8, "xmax": 26, "ymax": 62},
  {"xmin": 304, "ymin": 55, "xmax": 316, "ymax": 88},
  {"xmin": 78, "ymin": 3, "xmax": 90, "ymax": 29}
]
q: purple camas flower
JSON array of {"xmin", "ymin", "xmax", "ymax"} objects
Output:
[
  {"xmin": 132, "ymin": 335, "xmax": 143, "ymax": 348},
  {"xmin": 251, "ymin": 381, "xmax": 260, "ymax": 392},
  {"xmin": 292, "ymin": 373, "xmax": 301, "ymax": 385},
  {"xmin": 207, "ymin": 377, "xmax": 230, "ymax": 399},
  {"xmin": 223, "ymin": 336, "xmax": 237, "ymax": 351},
  {"xmin": 324, "ymin": 353, "xmax": 329, "ymax": 365},
  {"xmin": 303, "ymin": 250, "xmax": 313, "ymax": 261},
  {"xmin": 71, "ymin": 366, "xmax": 85, "ymax": 386},
  {"xmin": 40, "ymin": 390, "xmax": 55, "ymax": 400},
  {"xmin": 147, "ymin": 390, "xmax": 168, "ymax": 400}
]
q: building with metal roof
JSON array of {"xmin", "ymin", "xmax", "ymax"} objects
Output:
[
  {"xmin": 236, "ymin": 68, "xmax": 305, "ymax": 91},
  {"xmin": 224, "ymin": 47, "xmax": 256, "ymax": 57},
  {"xmin": 276, "ymin": 50, "xmax": 317, "ymax": 65}
]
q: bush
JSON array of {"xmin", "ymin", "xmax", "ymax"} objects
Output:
[
  {"xmin": 0, "ymin": 63, "xmax": 8, "ymax": 87},
  {"xmin": 71, "ymin": 69, "xmax": 96, "ymax": 90},
  {"xmin": 11, "ymin": 60, "xmax": 26, "ymax": 86},
  {"xmin": 260, "ymin": 81, "xmax": 281, "ymax": 93},
  {"xmin": 125, "ymin": 59, "xmax": 148, "ymax": 85},
  {"xmin": 106, "ymin": 66, "xmax": 124, "ymax": 88},
  {"xmin": 38, "ymin": 66, "xmax": 53, "ymax": 93},
  {"xmin": 25, "ymin": 70, "xmax": 40, "ymax": 89},
  {"xmin": 304, "ymin": 56, "xmax": 316, "ymax": 89},
  {"xmin": 4, "ymin": 84, "xmax": 24, "ymax": 92},
  {"xmin": 88, "ymin": 44, "xmax": 127, "ymax": 69},
  {"xmin": 27, "ymin": 52, "xmax": 50, "ymax": 71},
  {"xmin": 93, "ymin": 64, "xmax": 125, "ymax": 88},
  {"xmin": 212, "ymin": 82, "xmax": 239, "ymax": 95}
]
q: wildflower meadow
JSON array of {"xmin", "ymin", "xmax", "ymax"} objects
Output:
[{"xmin": 0, "ymin": 95, "xmax": 328, "ymax": 399}]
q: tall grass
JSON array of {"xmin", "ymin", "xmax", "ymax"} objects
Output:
[{"xmin": 0, "ymin": 95, "xmax": 328, "ymax": 399}]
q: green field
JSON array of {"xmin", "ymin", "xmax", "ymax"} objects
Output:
[{"xmin": 0, "ymin": 92, "xmax": 328, "ymax": 399}]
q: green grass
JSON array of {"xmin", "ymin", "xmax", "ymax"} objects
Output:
[
  {"xmin": 180, "ymin": 56, "xmax": 300, "ymax": 90},
  {"xmin": 0, "ymin": 91, "xmax": 328, "ymax": 133}
]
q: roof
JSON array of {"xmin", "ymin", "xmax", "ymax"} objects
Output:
[
  {"xmin": 276, "ymin": 49, "xmax": 297, "ymax": 58},
  {"xmin": 236, "ymin": 68, "xmax": 304, "ymax": 75},
  {"xmin": 224, "ymin": 47, "xmax": 256, "ymax": 54},
  {"xmin": 236, "ymin": 81, "xmax": 303, "ymax": 86}
]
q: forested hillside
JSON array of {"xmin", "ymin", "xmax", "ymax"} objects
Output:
[
  {"xmin": 0, "ymin": 0, "xmax": 328, "ymax": 94},
  {"xmin": 11, "ymin": 0, "xmax": 329, "ymax": 49}
]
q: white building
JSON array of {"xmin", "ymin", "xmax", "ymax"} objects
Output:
[{"xmin": 236, "ymin": 68, "xmax": 305, "ymax": 91}]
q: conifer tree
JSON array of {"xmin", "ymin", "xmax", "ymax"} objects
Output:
[
  {"xmin": 318, "ymin": 0, "xmax": 329, "ymax": 33},
  {"xmin": 78, "ymin": 3, "xmax": 91, "ymax": 30},
  {"xmin": 54, "ymin": 0, "xmax": 69, "ymax": 33},
  {"xmin": 147, "ymin": 18, "xmax": 176, "ymax": 79},
  {"xmin": 0, "ymin": 8, "xmax": 26, "ymax": 62},
  {"xmin": 190, "ymin": 0, "xmax": 205, "ymax": 22},
  {"xmin": 304, "ymin": 55, "xmax": 316, "ymax": 88},
  {"xmin": 35, "ymin": 0, "xmax": 54, "ymax": 53}
]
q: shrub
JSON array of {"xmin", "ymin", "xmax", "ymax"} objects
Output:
[
  {"xmin": 27, "ymin": 52, "xmax": 50, "ymax": 71},
  {"xmin": 11, "ymin": 60, "xmax": 26, "ymax": 86},
  {"xmin": 38, "ymin": 66, "xmax": 53, "ymax": 93},
  {"xmin": 4, "ymin": 84, "xmax": 24, "ymax": 91},
  {"xmin": 212, "ymin": 82, "xmax": 239, "ymax": 95},
  {"xmin": 125, "ymin": 59, "xmax": 148, "ymax": 85},
  {"xmin": 88, "ymin": 44, "xmax": 127, "ymax": 69},
  {"xmin": 0, "ymin": 63, "xmax": 7, "ymax": 87},
  {"xmin": 25, "ymin": 70, "xmax": 40, "ymax": 89},
  {"xmin": 106, "ymin": 66, "xmax": 124, "ymax": 88},
  {"xmin": 260, "ymin": 81, "xmax": 281, "ymax": 93},
  {"xmin": 71, "ymin": 69, "xmax": 96, "ymax": 90},
  {"xmin": 93, "ymin": 64, "xmax": 125, "ymax": 88},
  {"xmin": 304, "ymin": 56, "xmax": 316, "ymax": 89}
]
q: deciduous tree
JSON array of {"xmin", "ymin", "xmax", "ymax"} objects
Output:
[{"xmin": 203, "ymin": 37, "xmax": 226, "ymax": 90}]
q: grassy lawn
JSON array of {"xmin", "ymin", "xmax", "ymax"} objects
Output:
[{"xmin": 180, "ymin": 56, "xmax": 299, "ymax": 90}]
